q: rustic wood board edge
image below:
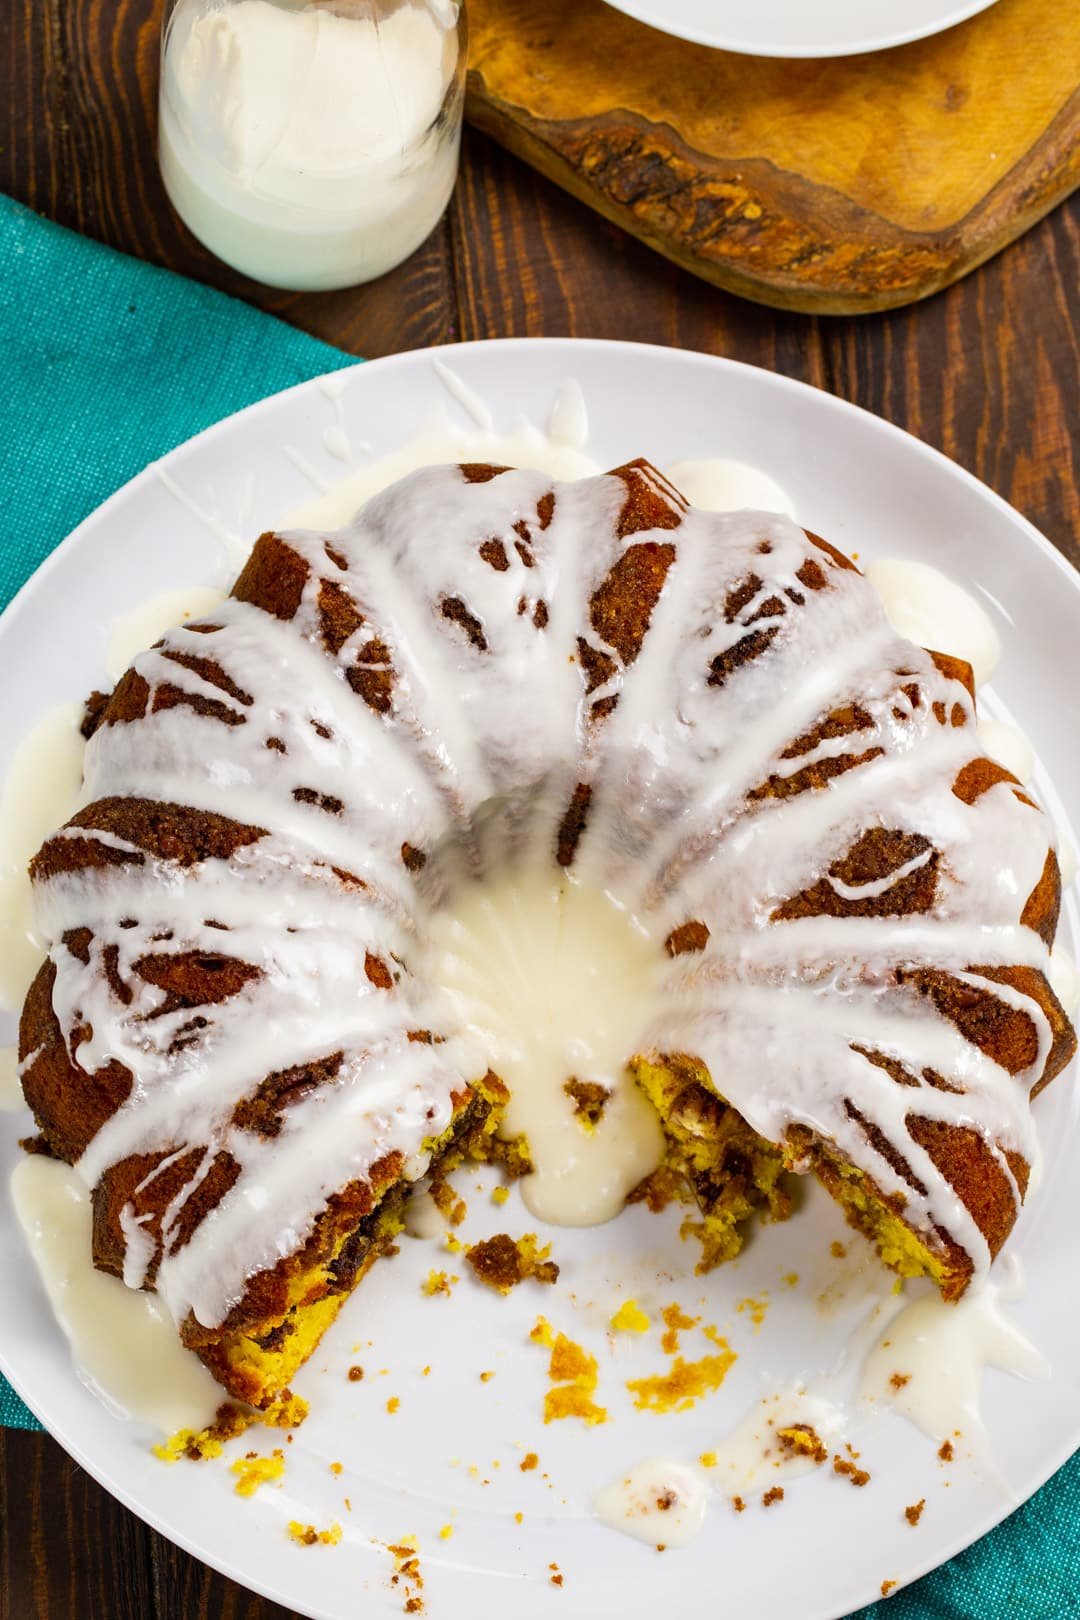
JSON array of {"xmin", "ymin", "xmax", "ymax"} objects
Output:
[{"xmin": 464, "ymin": 75, "xmax": 1080, "ymax": 315}]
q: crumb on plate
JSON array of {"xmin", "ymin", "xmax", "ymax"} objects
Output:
[
  {"xmin": 832, "ymin": 1455, "xmax": 871, "ymax": 1488},
  {"xmin": 466, "ymin": 1233, "xmax": 559, "ymax": 1294},
  {"xmin": 626, "ymin": 1347, "xmax": 736, "ymax": 1414},
  {"xmin": 288, "ymin": 1520, "xmax": 342, "ymax": 1547},
  {"xmin": 610, "ymin": 1299, "xmax": 650, "ymax": 1334},
  {"xmin": 778, "ymin": 1423, "xmax": 828, "ymax": 1465}
]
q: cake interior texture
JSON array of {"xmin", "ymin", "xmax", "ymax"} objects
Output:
[{"xmin": 18, "ymin": 458, "xmax": 1075, "ymax": 1408}]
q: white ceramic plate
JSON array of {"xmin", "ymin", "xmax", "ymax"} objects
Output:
[
  {"xmin": 602, "ymin": 0, "xmax": 999, "ymax": 58},
  {"xmin": 0, "ymin": 339, "xmax": 1077, "ymax": 1620}
]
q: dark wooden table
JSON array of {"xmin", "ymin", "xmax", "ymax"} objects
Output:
[{"xmin": 1, "ymin": 1, "xmax": 1078, "ymax": 1615}]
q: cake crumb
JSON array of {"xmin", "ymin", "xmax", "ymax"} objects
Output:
[
  {"xmin": 610, "ymin": 1299, "xmax": 651, "ymax": 1334},
  {"xmin": 550, "ymin": 1335, "xmax": 594, "ymax": 1382},
  {"xmin": 480, "ymin": 1370, "xmax": 495, "ymax": 1382},
  {"xmin": 439, "ymin": 1523, "xmax": 453, "ymax": 1540},
  {"xmin": 778, "ymin": 1423, "xmax": 828, "ymax": 1465},
  {"xmin": 431, "ymin": 1178, "xmax": 466, "ymax": 1227},
  {"xmin": 699, "ymin": 1451, "xmax": 717, "ymax": 1468},
  {"xmin": 938, "ymin": 1439, "xmax": 954, "ymax": 1462},
  {"xmin": 563, "ymin": 1076, "xmax": 611, "ymax": 1127},
  {"xmin": 626, "ymin": 1346, "xmax": 736, "ymax": 1414},
  {"xmin": 881, "ymin": 1580, "xmax": 898, "ymax": 1597},
  {"xmin": 387, "ymin": 1538, "xmax": 425, "ymax": 1614},
  {"xmin": 387, "ymin": 1397, "xmax": 400, "ymax": 1414},
  {"xmin": 348, "ymin": 1365, "xmax": 365, "ymax": 1382},
  {"xmin": 832, "ymin": 1455, "xmax": 871, "ymax": 1488},
  {"xmin": 153, "ymin": 1428, "xmax": 224, "ymax": 1465},
  {"xmin": 889, "ymin": 1372, "xmax": 911, "ymax": 1391},
  {"xmin": 514, "ymin": 1511, "xmax": 523, "ymax": 1524},
  {"xmin": 288, "ymin": 1520, "xmax": 342, "ymax": 1547},
  {"xmin": 421, "ymin": 1269, "xmax": 456, "ymax": 1297},
  {"xmin": 830, "ymin": 1241, "xmax": 847, "ymax": 1259},
  {"xmin": 544, "ymin": 1384, "xmax": 607, "ymax": 1425},
  {"xmin": 530, "ymin": 1316, "xmax": 555, "ymax": 1347},
  {"xmin": 905, "ymin": 1499, "xmax": 926, "ymax": 1526},
  {"xmin": 152, "ymin": 1401, "xmax": 264, "ymax": 1464},
  {"xmin": 520, "ymin": 1452, "xmax": 539, "ymax": 1471},
  {"xmin": 231, "ymin": 1452, "xmax": 285, "ymax": 1497},
  {"xmin": 264, "ymin": 1390, "xmax": 309, "ymax": 1429},
  {"xmin": 732, "ymin": 1496, "xmax": 746, "ymax": 1513},
  {"xmin": 625, "ymin": 1165, "xmax": 686, "ymax": 1214},
  {"xmin": 467, "ymin": 1233, "xmax": 559, "ymax": 1293},
  {"xmin": 549, "ymin": 1561, "xmax": 564, "ymax": 1587},
  {"xmin": 782, "ymin": 1271, "xmax": 799, "ymax": 1288},
  {"xmin": 492, "ymin": 1185, "xmax": 510, "ymax": 1206},
  {"xmin": 762, "ymin": 1486, "xmax": 784, "ymax": 1507},
  {"xmin": 660, "ymin": 1302, "xmax": 698, "ymax": 1354},
  {"xmin": 736, "ymin": 1294, "xmax": 768, "ymax": 1331},
  {"xmin": 329, "ymin": 1461, "xmax": 343, "ymax": 1476},
  {"xmin": 540, "ymin": 1330, "xmax": 608, "ymax": 1425}
]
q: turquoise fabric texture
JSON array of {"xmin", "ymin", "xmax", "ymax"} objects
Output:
[
  {"xmin": 0, "ymin": 196, "xmax": 351, "ymax": 1433},
  {"xmin": 0, "ymin": 194, "xmax": 1077, "ymax": 1618}
]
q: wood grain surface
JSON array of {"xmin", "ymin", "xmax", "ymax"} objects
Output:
[
  {"xmin": 0, "ymin": 0, "xmax": 1078, "ymax": 1615},
  {"xmin": 466, "ymin": 0, "xmax": 1080, "ymax": 313}
]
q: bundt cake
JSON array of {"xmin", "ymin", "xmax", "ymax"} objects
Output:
[{"xmin": 18, "ymin": 459, "xmax": 1076, "ymax": 1407}]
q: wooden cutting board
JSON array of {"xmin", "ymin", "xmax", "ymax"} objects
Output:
[{"xmin": 464, "ymin": 0, "xmax": 1080, "ymax": 313}]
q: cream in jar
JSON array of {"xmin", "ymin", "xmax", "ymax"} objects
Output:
[{"xmin": 159, "ymin": 0, "xmax": 463, "ymax": 290}]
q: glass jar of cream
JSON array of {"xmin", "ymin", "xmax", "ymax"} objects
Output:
[{"xmin": 158, "ymin": 0, "xmax": 465, "ymax": 291}]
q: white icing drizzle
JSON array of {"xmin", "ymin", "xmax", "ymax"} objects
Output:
[
  {"xmin": 433, "ymin": 358, "xmax": 493, "ymax": 431},
  {"xmin": 594, "ymin": 1380, "xmax": 853, "ymax": 1548},
  {"xmin": 23, "ymin": 464, "xmax": 1067, "ymax": 1338},
  {"xmin": 0, "ymin": 1046, "xmax": 22, "ymax": 1111},
  {"xmin": 11, "ymin": 1155, "xmax": 220, "ymax": 1432},
  {"xmin": 864, "ymin": 559, "xmax": 1001, "ymax": 687},
  {"xmin": 283, "ymin": 443, "xmax": 331, "ymax": 493},
  {"xmin": 403, "ymin": 1183, "xmax": 447, "ymax": 1239},
  {"xmin": 286, "ymin": 403, "xmax": 601, "ymax": 533},
  {"xmin": 709, "ymin": 1383, "xmax": 851, "ymax": 1494},
  {"xmin": 594, "ymin": 1457, "xmax": 709, "ymax": 1547},
  {"xmin": 106, "ymin": 587, "xmax": 227, "ymax": 683},
  {"xmin": 977, "ymin": 718, "xmax": 1035, "ymax": 785},
  {"xmin": 547, "ymin": 379, "xmax": 589, "ymax": 451},
  {"xmin": 827, "ymin": 846, "xmax": 934, "ymax": 902},
  {"xmin": 665, "ymin": 458, "xmax": 796, "ymax": 518},
  {"xmin": 156, "ymin": 466, "xmax": 249, "ymax": 572},
  {"xmin": 860, "ymin": 1256, "xmax": 1048, "ymax": 1448},
  {"xmin": 0, "ymin": 704, "xmax": 86, "ymax": 1012},
  {"xmin": 425, "ymin": 868, "xmax": 665, "ymax": 1225},
  {"xmin": 1049, "ymin": 949, "xmax": 1080, "ymax": 1019}
]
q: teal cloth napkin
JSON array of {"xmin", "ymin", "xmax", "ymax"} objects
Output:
[
  {"xmin": 1, "ymin": 194, "xmax": 1077, "ymax": 1619},
  {"xmin": 0, "ymin": 195, "xmax": 352, "ymax": 1437}
]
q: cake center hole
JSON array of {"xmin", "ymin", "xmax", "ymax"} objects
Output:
[{"xmin": 424, "ymin": 866, "xmax": 666, "ymax": 1227}]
